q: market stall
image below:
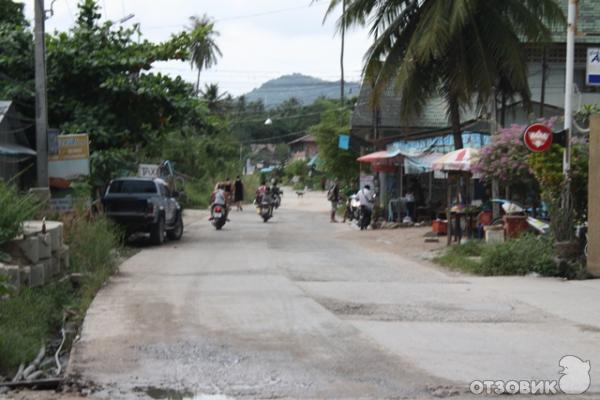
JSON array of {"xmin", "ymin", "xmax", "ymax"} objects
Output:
[{"xmin": 432, "ymin": 148, "xmax": 481, "ymax": 244}]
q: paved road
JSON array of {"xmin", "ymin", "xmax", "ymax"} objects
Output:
[{"xmin": 67, "ymin": 190, "xmax": 600, "ymax": 399}]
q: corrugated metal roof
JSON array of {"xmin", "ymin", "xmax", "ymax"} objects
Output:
[
  {"xmin": 554, "ymin": 0, "xmax": 600, "ymax": 43},
  {"xmin": 0, "ymin": 101, "xmax": 12, "ymax": 125}
]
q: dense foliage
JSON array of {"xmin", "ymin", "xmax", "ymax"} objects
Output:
[
  {"xmin": 324, "ymin": 0, "xmax": 565, "ymax": 149},
  {"xmin": 310, "ymin": 100, "xmax": 359, "ymax": 184},
  {"xmin": 0, "ymin": 181, "xmax": 40, "ymax": 246},
  {"xmin": 474, "ymin": 124, "xmax": 536, "ymax": 186}
]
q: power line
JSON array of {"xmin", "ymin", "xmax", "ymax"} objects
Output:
[{"xmin": 144, "ymin": 3, "xmax": 328, "ymax": 31}]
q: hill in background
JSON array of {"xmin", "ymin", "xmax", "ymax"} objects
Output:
[{"xmin": 243, "ymin": 73, "xmax": 360, "ymax": 108}]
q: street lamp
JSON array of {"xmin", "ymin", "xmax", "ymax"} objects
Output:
[{"xmin": 117, "ymin": 14, "xmax": 135, "ymax": 24}]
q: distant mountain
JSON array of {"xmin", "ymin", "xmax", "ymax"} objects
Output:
[{"xmin": 243, "ymin": 73, "xmax": 360, "ymax": 108}]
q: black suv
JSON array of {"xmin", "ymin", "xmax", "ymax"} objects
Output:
[{"xmin": 102, "ymin": 177, "xmax": 183, "ymax": 245}]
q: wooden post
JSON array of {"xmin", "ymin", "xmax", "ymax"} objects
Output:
[{"xmin": 587, "ymin": 115, "xmax": 600, "ymax": 277}]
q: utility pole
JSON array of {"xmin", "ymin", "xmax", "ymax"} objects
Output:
[
  {"xmin": 563, "ymin": 0, "xmax": 577, "ymax": 176},
  {"xmin": 34, "ymin": 0, "xmax": 49, "ymax": 188},
  {"xmin": 340, "ymin": 0, "xmax": 346, "ymax": 107}
]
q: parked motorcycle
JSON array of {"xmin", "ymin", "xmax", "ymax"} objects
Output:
[
  {"xmin": 210, "ymin": 204, "xmax": 227, "ymax": 230},
  {"xmin": 357, "ymin": 206, "xmax": 372, "ymax": 230},
  {"xmin": 345, "ymin": 194, "xmax": 360, "ymax": 222}
]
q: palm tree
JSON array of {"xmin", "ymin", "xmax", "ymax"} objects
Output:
[
  {"xmin": 323, "ymin": 0, "xmax": 565, "ymax": 149},
  {"xmin": 188, "ymin": 14, "xmax": 222, "ymax": 95},
  {"xmin": 200, "ymin": 83, "xmax": 228, "ymax": 112}
]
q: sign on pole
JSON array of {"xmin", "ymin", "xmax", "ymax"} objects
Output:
[
  {"xmin": 338, "ymin": 134, "xmax": 350, "ymax": 150},
  {"xmin": 587, "ymin": 48, "xmax": 600, "ymax": 86},
  {"xmin": 48, "ymin": 134, "xmax": 90, "ymax": 179},
  {"xmin": 523, "ymin": 123, "xmax": 553, "ymax": 153}
]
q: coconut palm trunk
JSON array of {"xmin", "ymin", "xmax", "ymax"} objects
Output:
[
  {"xmin": 448, "ymin": 96, "xmax": 464, "ymax": 150},
  {"xmin": 195, "ymin": 68, "xmax": 202, "ymax": 95}
]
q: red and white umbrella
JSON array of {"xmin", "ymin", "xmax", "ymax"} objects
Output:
[{"xmin": 432, "ymin": 148, "xmax": 480, "ymax": 172}]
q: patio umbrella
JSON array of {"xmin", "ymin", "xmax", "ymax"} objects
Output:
[{"xmin": 432, "ymin": 148, "xmax": 480, "ymax": 172}]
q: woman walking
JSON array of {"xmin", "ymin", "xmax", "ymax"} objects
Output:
[{"xmin": 234, "ymin": 176, "xmax": 244, "ymax": 211}]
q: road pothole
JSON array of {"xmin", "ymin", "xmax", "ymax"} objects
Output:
[
  {"xmin": 316, "ymin": 298, "xmax": 550, "ymax": 323},
  {"xmin": 138, "ymin": 386, "xmax": 234, "ymax": 400}
]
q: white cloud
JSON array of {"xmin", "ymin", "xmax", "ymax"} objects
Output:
[{"xmin": 19, "ymin": 0, "xmax": 371, "ymax": 95}]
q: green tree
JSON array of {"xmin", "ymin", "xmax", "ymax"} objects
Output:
[
  {"xmin": 323, "ymin": 0, "xmax": 565, "ymax": 149},
  {"xmin": 310, "ymin": 100, "xmax": 358, "ymax": 183},
  {"xmin": 188, "ymin": 14, "xmax": 222, "ymax": 95},
  {"xmin": 200, "ymin": 83, "xmax": 228, "ymax": 113}
]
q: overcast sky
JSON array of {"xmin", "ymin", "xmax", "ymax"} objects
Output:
[{"xmin": 20, "ymin": 0, "xmax": 371, "ymax": 96}]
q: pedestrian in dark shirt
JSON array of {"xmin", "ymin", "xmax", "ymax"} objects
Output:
[{"xmin": 234, "ymin": 176, "xmax": 244, "ymax": 211}]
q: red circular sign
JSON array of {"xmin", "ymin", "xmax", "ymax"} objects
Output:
[{"xmin": 523, "ymin": 123, "xmax": 553, "ymax": 152}]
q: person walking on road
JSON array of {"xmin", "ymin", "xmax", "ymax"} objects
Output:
[
  {"xmin": 234, "ymin": 176, "xmax": 244, "ymax": 211},
  {"xmin": 327, "ymin": 180, "xmax": 340, "ymax": 223}
]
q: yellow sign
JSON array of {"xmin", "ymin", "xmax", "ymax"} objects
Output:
[{"xmin": 48, "ymin": 134, "xmax": 90, "ymax": 161}]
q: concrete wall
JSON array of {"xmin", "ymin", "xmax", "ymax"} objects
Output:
[{"xmin": 588, "ymin": 115, "xmax": 600, "ymax": 277}]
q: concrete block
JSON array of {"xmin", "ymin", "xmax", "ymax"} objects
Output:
[
  {"xmin": 23, "ymin": 221, "xmax": 63, "ymax": 252},
  {"xmin": 38, "ymin": 233, "xmax": 52, "ymax": 259},
  {"xmin": 0, "ymin": 263, "xmax": 20, "ymax": 292},
  {"xmin": 485, "ymin": 226, "xmax": 505, "ymax": 244},
  {"xmin": 59, "ymin": 245, "xmax": 70, "ymax": 272},
  {"xmin": 50, "ymin": 255, "xmax": 61, "ymax": 277},
  {"xmin": 16, "ymin": 236, "xmax": 40, "ymax": 264},
  {"xmin": 29, "ymin": 264, "xmax": 45, "ymax": 287},
  {"xmin": 20, "ymin": 266, "xmax": 31, "ymax": 287}
]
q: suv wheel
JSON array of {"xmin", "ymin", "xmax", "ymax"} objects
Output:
[
  {"xmin": 150, "ymin": 216, "xmax": 165, "ymax": 245},
  {"xmin": 167, "ymin": 213, "xmax": 184, "ymax": 240}
]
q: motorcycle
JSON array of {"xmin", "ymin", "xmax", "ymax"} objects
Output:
[
  {"xmin": 272, "ymin": 187, "xmax": 283, "ymax": 209},
  {"xmin": 345, "ymin": 194, "xmax": 360, "ymax": 222},
  {"xmin": 210, "ymin": 204, "xmax": 227, "ymax": 230},
  {"xmin": 256, "ymin": 194, "xmax": 273, "ymax": 223},
  {"xmin": 357, "ymin": 206, "xmax": 372, "ymax": 230}
]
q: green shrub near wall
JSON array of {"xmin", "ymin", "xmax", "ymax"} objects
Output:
[{"xmin": 436, "ymin": 235, "xmax": 562, "ymax": 277}]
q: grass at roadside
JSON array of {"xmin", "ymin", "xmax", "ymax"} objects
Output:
[
  {"xmin": 0, "ymin": 213, "xmax": 121, "ymax": 376},
  {"xmin": 435, "ymin": 234, "xmax": 583, "ymax": 278}
]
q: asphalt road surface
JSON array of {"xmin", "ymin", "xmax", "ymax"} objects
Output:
[{"xmin": 65, "ymin": 189, "xmax": 600, "ymax": 400}]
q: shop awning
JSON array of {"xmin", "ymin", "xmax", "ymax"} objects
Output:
[
  {"xmin": 357, "ymin": 150, "xmax": 402, "ymax": 173},
  {"xmin": 432, "ymin": 148, "xmax": 480, "ymax": 172},
  {"xmin": 356, "ymin": 150, "xmax": 401, "ymax": 163}
]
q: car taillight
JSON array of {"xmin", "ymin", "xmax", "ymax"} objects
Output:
[{"xmin": 146, "ymin": 203, "xmax": 154, "ymax": 214}]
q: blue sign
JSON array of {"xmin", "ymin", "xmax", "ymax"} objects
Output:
[
  {"xmin": 338, "ymin": 134, "xmax": 350, "ymax": 150},
  {"xmin": 587, "ymin": 48, "xmax": 600, "ymax": 86}
]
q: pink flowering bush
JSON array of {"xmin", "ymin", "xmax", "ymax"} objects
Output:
[{"xmin": 474, "ymin": 123, "xmax": 537, "ymax": 185}]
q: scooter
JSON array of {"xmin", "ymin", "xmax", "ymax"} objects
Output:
[
  {"xmin": 255, "ymin": 194, "xmax": 273, "ymax": 223},
  {"xmin": 357, "ymin": 206, "xmax": 372, "ymax": 230},
  {"xmin": 210, "ymin": 204, "xmax": 227, "ymax": 230},
  {"xmin": 346, "ymin": 194, "xmax": 361, "ymax": 222}
]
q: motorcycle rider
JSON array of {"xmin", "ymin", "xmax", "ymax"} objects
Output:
[
  {"xmin": 356, "ymin": 184, "xmax": 375, "ymax": 229},
  {"xmin": 210, "ymin": 183, "xmax": 228, "ymax": 220},
  {"xmin": 255, "ymin": 180, "xmax": 273, "ymax": 217}
]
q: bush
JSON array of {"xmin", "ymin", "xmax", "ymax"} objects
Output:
[
  {"xmin": 284, "ymin": 160, "xmax": 309, "ymax": 183},
  {"xmin": 434, "ymin": 241, "xmax": 487, "ymax": 273},
  {"xmin": 436, "ymin": 235, "xmax": 558, "ymax": 277},
  {"xmin": 0, "ymin": 181, "xmax": 41, "ymax": 246},
  {"xmin": 0, "ymin": 282, "xmax": 75, "ymax": 375},
  {"xmin": 480, "ymin": 234, "xmax": 556, "ymax": 276},
  {"xmin": 0, "ymin": 212, "xmax": 122, "ymax": 375}
]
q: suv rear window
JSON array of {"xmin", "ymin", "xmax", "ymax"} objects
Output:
[{"xmin": 109, "ymin": 180, "xmax": 157, "ymax": 194}]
